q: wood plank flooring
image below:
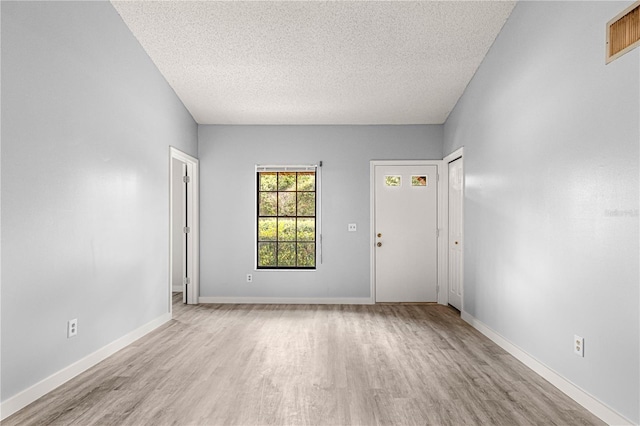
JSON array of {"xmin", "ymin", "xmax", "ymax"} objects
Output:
[{"xmin": 4, "ymin": 294, "xmax": 604, "ymax": 425}]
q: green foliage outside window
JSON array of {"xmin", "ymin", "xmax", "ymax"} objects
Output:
[
  {"xmin": 257, "ymin": 171, "xmax": 316, "ymax": 268},
  {"xmin": 385, "ymin": 175, "xmax": 401, "ymax": 186}
]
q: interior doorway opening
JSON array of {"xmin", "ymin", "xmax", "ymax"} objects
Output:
[{"xmin": 169, "ymin": 147, "xmax": 200, "ymax": 309}]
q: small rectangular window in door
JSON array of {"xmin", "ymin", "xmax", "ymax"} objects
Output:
[
  {"xmin": 412, "ymin": 176, "xmax": 428, "ymax": 186},
  {"xmin": 385, "ymin": 175, "xmax": 401, "ymax": 187}
]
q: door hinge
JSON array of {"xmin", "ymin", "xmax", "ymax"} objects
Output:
[
  {"xmin": 183, "ymin": 175, "xmax": 191, "ymax": 183},
  {"xmin": 183, "ymin": 226, "xmax": 190, "ymax": 234},
  {"xmin": 183, "ymin": 277, "xmax": 191, "ymax": 285}
]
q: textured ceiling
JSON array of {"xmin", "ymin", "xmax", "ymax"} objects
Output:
[{"xmin": 111, "ymin": 1, "xmax": 515, "ymax": 125}]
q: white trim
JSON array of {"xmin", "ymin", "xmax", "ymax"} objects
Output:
[
  {"xmin": 461, "ymin": 311, "xmax": 633, "ymax": 426},
  {"xmin": 169, "ymin": 147, "xmax": 200, "ymax": 307},
  {"xmin": 199, "ymin": 297, "xmax": 373, "ymax": 305},
  {"xmin": 370, "ymin": 162, "xmax": 376, "ymax": 303},
  {"xmin": 172, "ymin": 285, "xmax": 183, "ymax": 292},
  {"xmin": 435, "ymin": 162, "xmax": 447, "ymax": 306},
  {"xmin": 316, "ymin": 163, "xmax": 323, "ymax": 265},
  {"xmin": 369, "ymin": 160, "xmax": 445, "ymax": 305},
  {"xmin": 442, "ymin": 147, "xmax": 464, "ymax": 310},
  {"xmin": 0, "ymin": 313, "xmax": 171, "ymax": 421}
]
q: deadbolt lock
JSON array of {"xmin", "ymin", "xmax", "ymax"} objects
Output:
[{"xmin": 377, "ymin": 233, "xmax": 382, "ymax": 238}]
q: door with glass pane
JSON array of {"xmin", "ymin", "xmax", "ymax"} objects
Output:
[{"xmin": 374, "ymin": 164, "xmax": 438, "ymax": 302}]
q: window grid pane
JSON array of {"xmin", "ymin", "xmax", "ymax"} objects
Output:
[{"xmin": 257, "ymin": 171, "xmax": 316, "ymax": 269}]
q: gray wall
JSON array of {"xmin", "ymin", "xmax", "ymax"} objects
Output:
[
  {"xmin": 444, "ymin": 1, "xmax": 639, "ymax": 422},
  {"xmin": 198, "ymin": 125, "xmax": 442, "ymax": 298},
  {"xmin": 1, "ymin": 1, "xmax": 197, "ymax": 402}
]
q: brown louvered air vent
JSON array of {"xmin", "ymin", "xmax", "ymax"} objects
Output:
[{"xmin": 607, "ymin": 1, "xmax": 640, "ymax": 63}]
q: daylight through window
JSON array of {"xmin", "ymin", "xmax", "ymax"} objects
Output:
[{"xmin": 257, "ymin": 167, "xmax": 317, "ymax": 269}]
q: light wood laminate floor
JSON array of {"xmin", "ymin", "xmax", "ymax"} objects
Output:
[{"xmin": 5, "ymin": 294, "xmax": 603, "ymax": 425}]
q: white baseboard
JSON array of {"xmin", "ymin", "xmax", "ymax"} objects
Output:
[
  {"xmin": 199, "ymin": 296, "xmax": 374, "ymax": 305},
  {"xmin": 0, "ymin": 313, "xmax": 172, "ymax": 421},
  {"xmin": 461, "ymin": 311, "xmax": 633, "ymax": 426},
  {"xmin": 172, "ymin": 285, "xmax": 183, "ymax": 292}
]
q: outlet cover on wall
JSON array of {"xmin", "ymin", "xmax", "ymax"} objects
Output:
[
  {"xmin": 67, "ymin": 319, "xmax": 78, "ymax": 338},
  {"xmin": 246, "ymin": 274, "xmax": 253, "ymax": 283},
  {"xmin": 348, "ymin": 223, "xmax": 357, "ymax": 232},
  {"xmin": 574, "ymin": 335, "xmax": 584, "ymax": 357}
]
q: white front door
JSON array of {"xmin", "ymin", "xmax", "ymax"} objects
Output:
[
  {"xmin": 448, "ymin": 157, "xmax": 463, "ymax": 310},
  {"xmin": 374, "ymin": 164, "xmax": 438, "ymax": 302}
]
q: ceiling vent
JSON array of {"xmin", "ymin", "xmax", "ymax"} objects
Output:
[{"xmin": 606, "ymin": 1, "xmax": 640, "ymax": 63}]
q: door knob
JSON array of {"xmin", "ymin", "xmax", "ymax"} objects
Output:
[
  {"xmin": 377, "ymin": 242, "xmax": 382, "ymax": 247},
  {"xmin": 377, "ymin": 233, "xmax": 382, "ymax": 238}
]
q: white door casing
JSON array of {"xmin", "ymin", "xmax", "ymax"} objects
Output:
[
  {"xmin": 169, "ymin": 147, "xmax": 199, "ymax": 308},
  {"xmin": 447, "ymin": 156, "xmax": 463, "ymax": 310},
  {"xmin": 372, "ymin": 163, "xmax": 439, "ymax": 302}
]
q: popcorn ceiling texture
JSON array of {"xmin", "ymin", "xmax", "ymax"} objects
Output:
[{"xmin": 111, "ymin": 1, "xmax": 515, "ymax": 125}]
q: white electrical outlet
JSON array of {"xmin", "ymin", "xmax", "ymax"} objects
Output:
[
  {"xmin": 246, "ymin": 274, "xmax": 253, "ymax": 283},
  {"xmin": 67, "ymin": 319, "xmax": 78, "ymax": 338},
  {"xmin": 574, "ymin": 335, "xmax": 584, "ymax": 357},
  {"xmin": 348, "ymin": 223, "xmax": 357, "ymax": 232}
]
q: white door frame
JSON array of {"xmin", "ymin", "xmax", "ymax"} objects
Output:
[
  {"xmin": 169, "ymin": 146, "xmax": 200, "ymax": 309},
  {"xmin": 442, "ymin": 147, "xmax": 464, "ymax": 310},
  {"xmin": 369, "ymin": 160, "xmax": 447, "ymax": 305}
]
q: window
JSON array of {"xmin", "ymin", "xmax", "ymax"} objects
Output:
[
  {"xmin": 385, "ymin": 175, "xmax": 401, "ymax": 187},
  {"xmin": 256, "ymin": 166, "xmax": 317, "ymax": 269}
]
